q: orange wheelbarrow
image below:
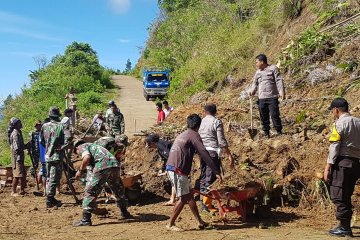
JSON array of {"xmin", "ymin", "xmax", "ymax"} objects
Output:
[{"xmin": 193, "ymin": 187, "xmax": 260, "ymax": 222}]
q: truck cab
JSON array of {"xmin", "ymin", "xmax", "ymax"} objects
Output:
[{"xmin": 143, "ymin": 68, "xmax": 170, "ymax": 101}]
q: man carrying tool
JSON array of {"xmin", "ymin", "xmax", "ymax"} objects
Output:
[
  {"xmin": 106, "ymin": 104, "xmax": 125, "ymax": 138},
  {"xmin": 198, "ymin": 103, "xmax": 234, "ymax": 213},
  {"xmin": 324, "ymin": 98, "xmax": 360, "ymax": 238},
  {"xmin": 94, "ymin": 135, "xmax": 128, "ymax": 203},
  {"xmin": 41, "ymin": 107, "xmax": 66, "ymax": 208},
  {"xmin": 166, "ymin": 114, "xmax": 222, "ymax": 231},
  {"xmin": 249, "ymin": 54, "xmax": 285, "ymax": 138},
  {"xmin": 146, "ymin": 134, "xmax": 176, "ymax": 206},
  {"xmin": 73, "ymin": 139, "xmax": 132, "ymax": 227}
]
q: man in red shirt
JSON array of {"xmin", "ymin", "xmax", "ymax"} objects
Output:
[{"xmin": 156, "ymin": 102, "xmax": 166, "ymax": 125}]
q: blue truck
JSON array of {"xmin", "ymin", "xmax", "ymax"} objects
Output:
[{"xmin": 142, "ymin": 68, "xmax": 170, "ymax": 101}]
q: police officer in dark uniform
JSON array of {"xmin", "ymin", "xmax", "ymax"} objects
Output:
[{"xmin": 324, "ymin": 98, "xmax": 360, "ymax": 237}]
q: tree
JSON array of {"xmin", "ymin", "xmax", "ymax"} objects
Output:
[
  {"xmin": 124, "ymin": 59, "xmax": 132, "ymax": 74},
  {"xmin": 33, "ymin": 55, "xmax": 48, "ymax": 71},
  {"xmin": 3, "ymin": 94, "xmax": 13, "ymax": 107}
]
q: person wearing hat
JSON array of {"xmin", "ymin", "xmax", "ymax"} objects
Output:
[
  {"xmin": 324, "ymin": 98, "xmax": 360, "ymax": 237},
  {"xmin": 72, "ymin": 139, "xmax": 132, "ymax": 227},
  {"xmin": 105, "ymin": 100, "xmax": 116, "ymax": 120},
  {"xmin": 8, "ymin": 117, "xmax": 27, "ymax": 196},
  {"xmin": 106, "ymin": 103, "xmax": 125, "ymax": 138},
  {"xmin": 40, "ymin": 106, "xmax": 65, "ymax": 208}
]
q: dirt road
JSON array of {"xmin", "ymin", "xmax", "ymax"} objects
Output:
[
  {"xmin": 0, "ymin": 188, "xmax": 348, "ymax": 240},
  {"xmin": 112, "ymin": 75, "xmax": 157, "ymax": 135}
]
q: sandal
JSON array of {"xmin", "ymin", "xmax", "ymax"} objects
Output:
[
  {"xmin": 166, "ymin": 224, "xmax": 183, "ymax": 232},
  {"xmin": 162, "ymin": 201, "xmax": 176, "ymax": 206}
]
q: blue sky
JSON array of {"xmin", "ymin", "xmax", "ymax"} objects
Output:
[{"xmin": 0, "ymin": 0, "xmax": 159, "ymax": 101}]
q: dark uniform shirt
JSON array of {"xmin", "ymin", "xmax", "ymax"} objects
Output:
[
  {"xmin": 157, "ymin": 139, "xmax": 172, "ymax": 162},
  {"xmin": 29, "ymin": 130, "xmax": 41, "ymax": 161}
]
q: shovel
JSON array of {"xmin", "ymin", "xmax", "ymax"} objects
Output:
[{"xmin": 248, "ymin": 97, "xmax": 258, "ymax": 140}]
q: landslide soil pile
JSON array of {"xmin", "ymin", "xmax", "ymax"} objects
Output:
[{"xmin": 123, "ymin": 34, "xmax": 360, "ymax": 222}]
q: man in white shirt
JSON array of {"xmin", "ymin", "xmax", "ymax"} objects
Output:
[{"xmin": 163, "ymin": 101, "xmax": 174, "ymax": 118}]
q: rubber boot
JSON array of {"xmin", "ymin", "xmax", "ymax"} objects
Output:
[
  {"xmin": 202, "ymin": 196, "xmax": 217, "ymax": 214},
  {"xmin": 119, "ymin": 207, "xmax": 133, "ymax": 220},
  {"xmin": 117, "ymin": 199, "xmax": 133, "ymax": 220},
  {"xmin": 329, "ymin": 219, "xmax": 353, "ymax": 237},
  {"xmin": 73, "ymin": 211, "xmax": 92, "ymax": 227},
  {"xmin": 46, "ymin": 196, "xmax": 62, "ymax": 208}
]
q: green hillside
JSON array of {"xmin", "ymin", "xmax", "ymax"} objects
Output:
[
  {"xmin": 0, "ymin": 42, "xmax": 115, "ymax": 165},
  {"xmin": 136, "ymin": 0, "xmax": 359, "ymax": 103}
]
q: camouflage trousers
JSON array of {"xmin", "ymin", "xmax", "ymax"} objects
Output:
[
  {"xmin": 83, "ymin": 167, "xmax": 126, "ymax": 212},
  {"xmin": 46, "ymin": 161, "xmax": 63, "ymax": 197}
]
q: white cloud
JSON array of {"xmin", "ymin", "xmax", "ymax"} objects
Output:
[
  {"xmin": 0, "ymin": 27, "xmax": 64, "ymax": 42},
  {"xmin": 0, "ymin": 10, "xmax": 63, "ymax": 42},
  {"xmin": 118, "ymin": 38, "xmax": 131, "ymax": 43},
  {"xmin": 108, "ymin": 0, "xmax": 131, "ymax": 14}
]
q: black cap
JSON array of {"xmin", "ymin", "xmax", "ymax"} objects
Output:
[
  {"xmin": 108, "ymin": 100, "xmax": 115, "ymax": 106},
  {"xmin": 328, "ymin": 98, "xmax": 349, "ymax": 110},
  {"xmin": 146, "ymin": 134, "xmax": 159, "ymax": 144}
]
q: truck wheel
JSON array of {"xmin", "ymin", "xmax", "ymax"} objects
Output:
[{"xmin": 145, "ymin": 95, "xmax": 150, "ymax": 101}]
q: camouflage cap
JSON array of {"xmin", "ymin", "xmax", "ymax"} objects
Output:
[{"xmin": 49, "ymin": 106, "xmax": 61, "ymax": 117}]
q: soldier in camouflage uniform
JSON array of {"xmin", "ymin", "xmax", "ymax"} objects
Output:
[
  {"xmin": 106, "ymin": 104, "xmax": 125, "ymax": 137},
  {"xmin": 94, "ymin": 135, "xmax": 129, "ymax": 202},
  {"xmin": 41, "ymin": 107, "xmax": 66, "ymax": 208},
  {"xmin": 73, "ymin": 139, "xmax": 132, "ymax": 227}
]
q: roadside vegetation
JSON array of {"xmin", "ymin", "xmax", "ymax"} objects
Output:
[
  {"xmin": 135, "ymin": 0, "xmax": 359, "ymax": 103},
  {"xmin": 0, "ymin": 42, "xmax": 115, "ymax": 165}
]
